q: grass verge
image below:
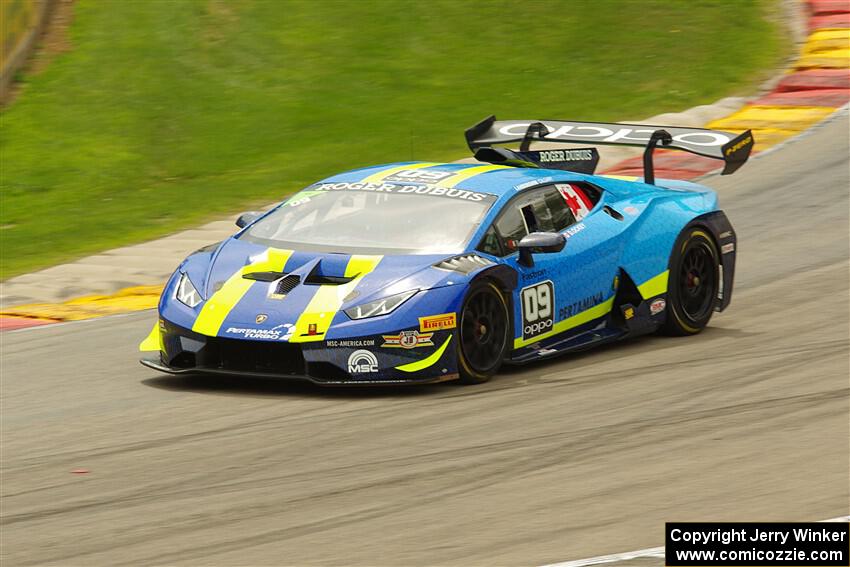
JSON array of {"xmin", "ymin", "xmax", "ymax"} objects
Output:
[{"xmin": 0, "ymin": 0, "xmax": 788, "ymax": 278}]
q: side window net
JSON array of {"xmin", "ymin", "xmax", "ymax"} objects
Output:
[{"xmin": 520, "ymin": 205, "xmax": 538, "ymax": 233}]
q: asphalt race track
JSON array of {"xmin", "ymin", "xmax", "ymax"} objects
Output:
[{"xmin": 2, "ymin": 111, "xmax": 848, "ymax": 566}]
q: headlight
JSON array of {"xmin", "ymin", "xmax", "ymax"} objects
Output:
[
  {"xmin": 344, "ymin": 289, "xmax": 417, "ymax": 320},
  {"xmin": 175, "ymin": 273, "xmax": 203, "ymax": 308}
]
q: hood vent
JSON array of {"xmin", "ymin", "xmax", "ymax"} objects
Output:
[
  {"xmin": 243, "ymin": 271, "xmax": 286, "ymax": 282},
  {"xmin": 304, "ymin": 273, "xmax": 357, "ymax": 286},
  {"xmin": 304, "ymin": 260, "xmax": 358, "ymax": 286},
  {"xmin": 433, "ymin": 254, "xmax": 494, "ymax": 274},
  {"xmin": 275, "ymin": 275, "xmax": 301, "ymax": 295},
  {"xmin": 242, "ymin": 271, "xmax": 300, "ymax": 297}
]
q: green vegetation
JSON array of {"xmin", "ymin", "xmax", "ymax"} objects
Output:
[{"xmin": 1, "ymin": 0, "xmax": 787, "ymax": 278}]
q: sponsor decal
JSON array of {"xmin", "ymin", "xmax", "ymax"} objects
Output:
[
  {"xmin": 326, "ymin": 339, "xmax": 376, "ymax": 347},
  {"xmin": 558, "ymin": 291, "xmax": 604, "ymax": 320},
  {"xmin": 521, "ymin": 281, "xmax": 555, "ymax": 340},
  {"xmin": 382, "ymin": 169, "xmax": 454, "ymax": 183},
  {"xmin": 624, "ymin": 306, "xmax": 635, "ymax": 320},
  {"xmin": 718, "ymin": 263, "xmax": 724, "ymax": 300},
  {"xmin": 536, "ymin": 348, "xmax": 559, "ymax": 356},
  {"xmin": 226, "ymin": 327, "xmax": 284, "ymax": 340},
  {"xmin": 557, "ymin": 184, "xmax": 593, "ymax": 221},
  {"xmin": 724, "ymin": 134, "xmax": 753, "ymax": 156},
  {"xmin": 721, "ymin": 242, "xmax": 735, "ymax": 254},
  {"xmin": 255, "ymin": 314, "xmax": 268, "ymax": 324},
  {"xmin": 285, "ymin": 190, "xmax": 324, "ymax": 208},
  {"xmin": 564, "ymin": 222, "xmax": 586, "ymax": 239},
  {"xmin": 719, "ymin": 230, "xmax": 733, "ymax": 239},
  {"xmin": 308, "ymin": 323, "xmax": 318, "ymax": 335},
  {"xmin": 419, "ymin": 313, "xmax": 457, "ymax": 332},
  {"xmin": 521, "ymin": 268, "xmax": 547, "ymax": 282},
  {"xmin": 287, "ymin": 196, "xmax": 312, "ymax": 207},
  {"xmin": 537, "ymin": 149, "xmax": 594, "ymax": 163},
  {"xmin": 347, "ymin": 350, "xmax": 379, "ymax": 374},
  {"xmin": 623, "ymin": 206, "xmax": 639, "ymax": 215},
  {"xmin": 520, "ymin": 149, "xmax": 598, "ymax": 174},
  {"xmin": 612, "ymin": 275, "xmax": 620, "ymax": 291},
  {"xmin": 311, "ymin": 182, "xmax": 491, "ymax": 202},
  {"xmin": 497, "ymin": 122, "xmax": 733, "ymax": 150},
  {"xmin": 650, "ymin": 298, "xmax": 666, "ymax": 315},
  {"xmin": 515, "ymin": 177, "xmax": 554, "ymax": 190},
  {"xmin": 382, "ymin": 330, "xmax": 434, "ymax": 349}
]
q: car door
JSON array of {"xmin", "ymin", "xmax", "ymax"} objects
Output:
[{"xmin": 477, "ymin": 183, "xmax": 623, "ymax": 349}]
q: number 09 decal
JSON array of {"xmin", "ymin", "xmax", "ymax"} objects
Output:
[{"xmin": 521, "ymin": 280, "xmax": 555, "ymax": 340}]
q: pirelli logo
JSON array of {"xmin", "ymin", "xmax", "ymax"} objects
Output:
[{"xmin": 419, "ymin": 313, "xmax": 456, "ymax": 332}]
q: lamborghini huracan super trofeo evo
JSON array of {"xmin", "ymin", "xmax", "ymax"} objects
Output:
[{"xmin": 140, "ymin": 117, "xmax": 753, "ymax": 384}]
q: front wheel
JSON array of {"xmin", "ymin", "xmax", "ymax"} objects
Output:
[
  {"xmin": 458, "ymin": 281, "xmax": 510, "ymax": 384},
  {"xmin": 660, "ymin": 227, "xmax": 720, "ymax": 336}
]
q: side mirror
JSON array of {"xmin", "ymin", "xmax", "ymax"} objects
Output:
[
  {"xmin": 518, "ymin": 231, "xmax": 566, "ymax": 267},
  {"xmin": 235, "ymin": 211, "xmax": 263, "ymax": 229}
]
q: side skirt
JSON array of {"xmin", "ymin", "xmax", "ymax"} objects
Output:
[{"xmin": 509, "ymin": 317, "xmax": 623, "ymax": 364}]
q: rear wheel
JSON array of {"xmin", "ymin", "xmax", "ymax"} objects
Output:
[
  {"xmin": 458, "ymin": 281, "xmax": 510, "ymax": 384},
  {"xmin": 660, "ymin": 227, "xmax": 720, "ymax": 336}
]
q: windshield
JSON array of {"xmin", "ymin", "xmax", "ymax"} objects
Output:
[{"xmin": 240, "ymin": 183, "xmax": 497, "ymax": 255}]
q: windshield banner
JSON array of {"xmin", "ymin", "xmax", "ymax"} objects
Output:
[{"xmin": 308, "ymin": 182, "xmax": 498, "ymax": 203}]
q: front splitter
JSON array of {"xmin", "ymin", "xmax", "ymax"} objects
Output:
[{"xmin": 140, "ymin": 357, "xmax": 458, "ymax": 386}]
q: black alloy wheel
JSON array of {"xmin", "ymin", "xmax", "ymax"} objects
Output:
[
  {"xmin": 680, "ymin": 241, "xmax": 716, "ymax": 321},
  {"xmin": 660, "ymin": 227, "xmax": 721, "ymax": 336},
  {"xmin": 458, "ymin": 281, "xmax": 510, "ymax": 384}
]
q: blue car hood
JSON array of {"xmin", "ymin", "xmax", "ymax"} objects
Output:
[{"xmin": 178, "ymin": 237, "xmax": 471, "ymax": 342}]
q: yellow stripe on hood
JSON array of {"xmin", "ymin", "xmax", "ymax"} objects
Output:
[
  {"xmin": 434, "ymin": 164, "xmax": 508, "ymax": 187},
  {"xmin": 289, "ymin": 255, "xmax": 383, "ymax": 343},
  {"xmin": 192, "ymin": 248, "xmax": 294, "ymax": 337}
]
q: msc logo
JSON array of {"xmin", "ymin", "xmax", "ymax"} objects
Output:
[{"xmin": 347, "ymin": 350, "xmax": 379, "ymax": 374}]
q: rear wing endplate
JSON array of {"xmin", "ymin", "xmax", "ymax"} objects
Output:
[{"xmin": 465, "ymin": 115, "xmax": 754, "ymax": 184}]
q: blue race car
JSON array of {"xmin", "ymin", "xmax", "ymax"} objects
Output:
[{"xmin": 140, "ymin": 117, "xmax": 753, "ymax": 385}]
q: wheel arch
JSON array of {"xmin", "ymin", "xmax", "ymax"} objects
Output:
[
  {"xmin": 688, "ymin": 211, "xmax": 737, "ymax": 312},
  {"xmin": 469, "ymin": 264, "xmax": 517, "ymax": 353},
  {"xmin": 457, "ymin": 268, "xmax": 515, "ymax": 383},
  {"xmin": 615, "ymin": 197, "xmax": 735, "ymax": 310}
]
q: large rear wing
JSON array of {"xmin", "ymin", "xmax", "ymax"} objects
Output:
[{"xmin": 465, "ymin": 115, "xmax": 754, "ymax": 184}]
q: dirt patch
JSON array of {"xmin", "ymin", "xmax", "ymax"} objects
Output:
[
  {"xmin": 2, "ymin": 0, "xmax": 75, "ymax": 107},
  {"xmin": 201, "ymin": 0, "xmax": 239, "ymax": 46}
]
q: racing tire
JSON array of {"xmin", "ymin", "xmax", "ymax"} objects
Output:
[
  {"xmin": 660, "ymin": 226, "xmax": 720, "ymax": 336},
  {"xmin": 458, "ymin": 281, "xmax": 510, "ymax": 384}
]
